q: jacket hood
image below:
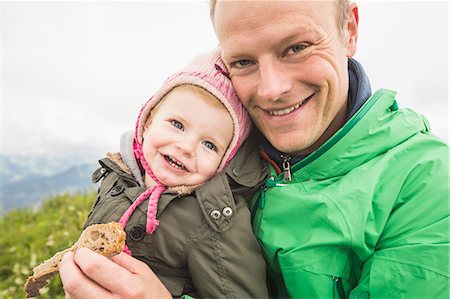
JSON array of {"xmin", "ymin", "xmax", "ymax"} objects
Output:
[{"xmin": 120, "ymin": 130, "xmax": 145, "ymax": 187}]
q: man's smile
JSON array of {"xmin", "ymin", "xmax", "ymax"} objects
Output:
[{"xmin": 267, "ymin": 93, "xmax": 315, "ymax": 116}]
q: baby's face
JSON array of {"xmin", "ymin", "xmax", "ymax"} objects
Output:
[{"xmin": 142, "ymin": 87, "xmax": 233, "ymax": 187}]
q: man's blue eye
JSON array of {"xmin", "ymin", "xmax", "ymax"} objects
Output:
[
  {"xmin": 289, "ymin": 44, "xmax": 307, "ymax": 53},
  {"xmin": 171, "ymin": 120, "xmax": 183, "ymax": 130},
  {"xmin": 238, "ymin": 60, "xmax": 252, "ymax": 67},
  {"xmin": 232, "ymin": 59, "xmax": 253, "ymax": 69},
  {"xmin": 202, "ymin": 141, "xmax": 216, "ymax": 151}
]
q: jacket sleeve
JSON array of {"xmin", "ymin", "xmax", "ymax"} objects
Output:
[
  {"xmin": 186, "ymin": 197, "xmax": 269, "ymax": 299},
  {"xmin": 350, "ymin": 146, "xmax": 450, "ymax": 299}
]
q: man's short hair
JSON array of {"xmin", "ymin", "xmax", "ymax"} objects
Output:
[{"xmin": 209, "ymin": 0, "xmax": 351, "ymax": 37}]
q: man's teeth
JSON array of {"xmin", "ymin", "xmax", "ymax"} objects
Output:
[
  {"xmin": 269, "ymin": 102, "xmax": 303, "ymax": 116},
  {"xmin": 166, "ymin": 156, "xmax": 186, "ymax": 170}
]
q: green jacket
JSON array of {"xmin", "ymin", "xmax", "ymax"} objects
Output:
[
  {"xmin": 252, "ymin": 89, "xmax": 449, "ymax": 298},
  {"xmin": 85, "ymin": 136, "xmax": 269, "ymax": 299}
]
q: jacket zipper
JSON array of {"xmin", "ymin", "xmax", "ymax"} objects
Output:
[
  {"xmin": 332, "ymin": 276, "xmax": 346, "ymax": 299},
  {"xmin": 251, "ymin": 176, "xmax": 277, "ymax": 225},
  {"xmin": 251, "ymin": 186, "xmax": 264, "ymax": 225},
  {"xmin": 280, "ymin": 155, "xmax": 292, "ymax": 182}
]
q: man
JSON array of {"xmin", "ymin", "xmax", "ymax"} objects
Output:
[
  {"xmin": 212, "ymin": 1, "xmax": 449, "ymax": 298},
  {"xmin": 60, "ymin": 1, "xmax": 449, "ymax": 298}
]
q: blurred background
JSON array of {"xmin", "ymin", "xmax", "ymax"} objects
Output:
[
  {"xmin": 2, "ymin": 1, "xmax": 449, "ymax": 212},
  {"xmin": 0, "ymin": 1, "xmax": 448, "ymax": 297}
]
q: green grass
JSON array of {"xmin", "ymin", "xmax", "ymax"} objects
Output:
[{"xmin": 0, "ymin": 192, "xmax": 94, "ymax": 299}]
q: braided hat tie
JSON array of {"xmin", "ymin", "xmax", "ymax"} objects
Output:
[{"xmin": 118, "ymin": 141, "xmax": 167, "ymax": 254}]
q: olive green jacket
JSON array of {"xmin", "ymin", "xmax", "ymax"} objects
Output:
[{"xmin": 85, "ymin": 136, "xmax": 269, "ymax": 299}]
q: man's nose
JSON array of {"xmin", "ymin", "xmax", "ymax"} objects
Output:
[{"xmin": 257, "ymin": 58, "xmax": 292, "ymax": 101}]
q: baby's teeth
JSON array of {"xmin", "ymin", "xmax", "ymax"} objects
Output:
[{"xmin": 168, "ymin": 156, "xmax": 185, "ymax": 170}]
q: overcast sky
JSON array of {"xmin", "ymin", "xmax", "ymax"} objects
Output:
[{"xmin": 1, "ymin": 1, "xmax": 448, "ymax": 159}]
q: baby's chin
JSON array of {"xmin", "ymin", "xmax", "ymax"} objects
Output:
[
  {"xmin": 146, "ymin": 171, "xmax": 213, "ymax": 189},
  {"xmin": 159, "ymin": 176, "xmax": 206, "ymax": 195},
  {"xmin": 164, "ymin": 179, "xmax": 205, "ymax": 188},
  {"xmin": 156, "ymin": 176, "xmax": 206, "ymax": 189}
]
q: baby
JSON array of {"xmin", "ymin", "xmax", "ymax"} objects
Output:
[{"xmin": 85, "ymin": 49, "xmax": 269, "ymax": 298}]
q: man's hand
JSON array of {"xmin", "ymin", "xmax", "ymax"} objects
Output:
[{"xmin": 60, "ymin": 248, "xmax": 172, "ymax": 299}]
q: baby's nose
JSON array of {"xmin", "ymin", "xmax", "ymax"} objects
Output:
[{"xmin": 177, "ymin": 139, "xmax": 196, "ymax": 157}]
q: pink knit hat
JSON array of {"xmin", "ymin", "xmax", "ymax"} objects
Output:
[
  {"xmin": 135, "ymin": 47, "xmax": 251, "ymax": 172},
  {"xmin": 118, "ymin": 49, "xmax": 251, "ymax": 249}
]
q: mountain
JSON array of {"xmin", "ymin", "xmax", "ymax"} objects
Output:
[
  {"xmin": 0, "ymin": 154, "xmax": 97, "ymax": 183},
  {"xmin": 0, "ymin": 156, "xmax": 32, "ymax": 187},
  {"xmin": 0, "ymin": 155, "xmax": 99, "ymax": 214}
]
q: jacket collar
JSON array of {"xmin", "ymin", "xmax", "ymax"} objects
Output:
[{"xmin": 292, "ymin": 88, "xmax": 426, "ymax": 180}]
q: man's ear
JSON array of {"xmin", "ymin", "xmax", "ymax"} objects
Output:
[{"xmin": 346, "ymin": 3, "xmax": 359, "ymax": 57}]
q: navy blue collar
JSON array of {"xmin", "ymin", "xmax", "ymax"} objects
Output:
[{"xmin": 258, "ymin": 58, "xmax": 372, "ymax": 166}]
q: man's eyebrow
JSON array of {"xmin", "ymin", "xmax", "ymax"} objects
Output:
[
  {"xmin": 222, "ymin": 26, "xmax": 318, "ymax": 61},
  {"xmin": 278, "ymin": 26, "xmax": 318, "ymax": 44}
]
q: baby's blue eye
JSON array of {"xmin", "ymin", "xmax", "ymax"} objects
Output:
[
  {"xmin": 202, "ymin": 141, "xmax": 216, "ymax": 151},
  {"xmin": 171, "ymin": 120, "xmax": 183, "ymax": 130}
]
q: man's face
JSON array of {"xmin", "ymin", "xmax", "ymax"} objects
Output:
[{"xmin": 214, "ymin": 1, "xmax": 357, "ymax": 156}]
